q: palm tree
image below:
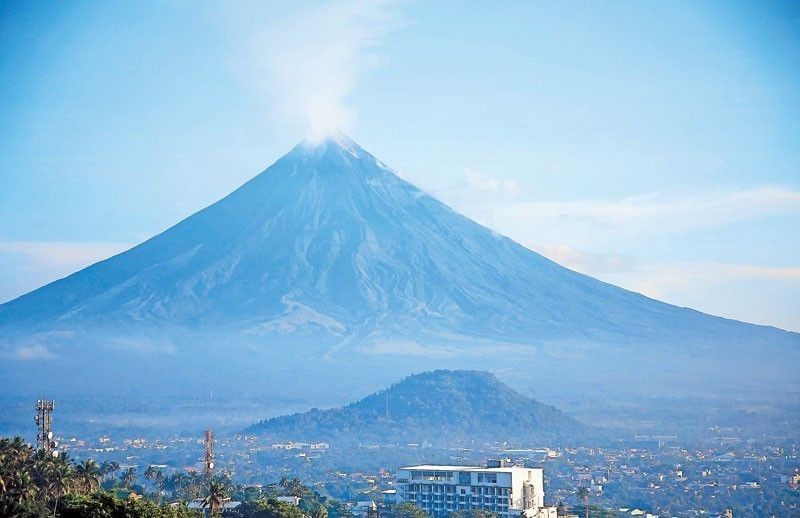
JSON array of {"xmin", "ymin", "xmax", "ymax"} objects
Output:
[
  {"xmin": 143, "ymin": 465, "xmax": 164, "ymax": 502},
  {"xmin": 203, "ymin": 480, "xmax": 228, "ymax": 516},
  {"xmin": 169, "ymin": 472, "xmax": 190, "ymax": 499},
  {"xmin": 575, "ymin": 486, "xmax": 589, "ymax": 518},
  {"xmin": 46, "ymin": 462, "xmax": 72, "ymax": 517},
  {"xmin": 120, "ymin": 466, "xmax": 137, "ymax": 490},
  {"xmin": 74, "ymin": 459, "xmax": 102, "ymax": 493},
  {"xmin": 100, "ymin": 460, "xmax": 120, "ymax": 483},
  {"xmin": 144, "ymin": 465, "xmax": 158, "ymax": 483},
  {"xmin": 187, "ymin": 469, "xmax": 201, "ymax": 499},
  {"xmin": 156, "ymin": 471, "xmax": 166, "ymax": 503}
]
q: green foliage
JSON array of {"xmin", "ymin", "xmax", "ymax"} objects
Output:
[
  {"xmin": 0, "ymin": 436, "xmax": 77, "ymax": 516},
  {"xmin": 59, "ymin": 492, "xmax": 199, "ymax": 517},
  {"xmin": 392, "ymin": 502, "xmax": 429, "ymax": 518},
  {"xmin": 0, "ymin": 436, "xmax": 197, "ymax": 518},
  {"xmin": 203, "ymin": 480, "xmax": 229, "ymax": 516},
  {"xmin": 249, "ymin": 370, "xmax": 591, "ymax": 445},
  {"xmin": 298, "ymin": 487, "xmax": 330, "ymax": 518},
  {"xmin": 279, "ymin": 477, "xmax": 308, "ymax": 497},
  {"xmin": 570, "ymin": 505, "xmax": 614, "ymax": 518},
  {"xmin": 237, "ymin": 498, "xmax": 306, "ymax": 518},
  {"xmin": 326, "ymin": 499, "xmax": 353, "ymax": 518},
  {"xmin": 450, "ymin": 511, "xmax": 496, "ymax": 518}
]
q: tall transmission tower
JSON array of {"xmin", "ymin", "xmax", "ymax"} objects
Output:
[
  {"xmin": 35, "ymin": 399, "xmax": 56, "ymax": 452},
  {"xmin": 203, "ymin": 429, "xmax": 214, "ymax": 482}
]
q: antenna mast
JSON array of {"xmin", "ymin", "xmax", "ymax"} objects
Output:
[
  {"xmin": 35, "ymin": 399, "xmax": 56, "ymax": 453},
  {"xmin": 203, "ymin": 429, "xmax": 214, "ymax": 482}
]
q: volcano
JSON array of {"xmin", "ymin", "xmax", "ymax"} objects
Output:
[{"xmin": 1, "ymin": 135, "xmax": 797, "ymax": 404}]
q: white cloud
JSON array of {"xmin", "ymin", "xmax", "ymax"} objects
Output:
[
  {"xmin": 439, "ymin": 184, "xmax": 800, "ymax": 258},
  {"xmin": 106, "ymin": 336, "xmax": 177, "ymax": 355},
  {"xmin": 247, "ymin": 0, "xmax": 406, "ymax": 141},
  {"xmin": 462, "ymin": 168, "xmax": 519, "ymax": 195},
  {"xmin": 439, "ymin": 182, "xmax": 800, "ymax": 331},
  {"xmin": 492, "ymin": 186, "xmax": 800, "ymax": 246},
  {"xmin": 603, "ymin": 262, "xmax": 800, "ymax": 332},
  {"xmin": 12, "ymin": 344, "xmax": 56, "ymax": 360},
  {"xmin": 612, "ymin": 262, "xmax": 800, "ymax": 299},
  {"xmin": 0, "ymin": 241, "xmax": 133, "ymax": 303},
  {"xmin": 533, "ymin": 243, "xmax": 632, "ymax": 275},
  {"xmin": 531, "ymin": 244, "xmax": 800, "ymax": 331}
]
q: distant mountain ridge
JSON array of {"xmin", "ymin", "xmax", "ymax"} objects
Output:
[
  {"xmin": 0, "ymin": 134, "xmax": 797, "ymax": 403},
  {"xmin": 247, "ymin": 370, "xmax": 592, "ymax": 446}
]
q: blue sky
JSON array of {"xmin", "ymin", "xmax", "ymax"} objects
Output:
[{"xmin": 1, "ymin": 0, "xmax": 799, "ymax": 330}]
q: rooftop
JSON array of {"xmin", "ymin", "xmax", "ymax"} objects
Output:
[{"xmin": 398, "ymin": 464, "xmax": 542, "ymax": 473}]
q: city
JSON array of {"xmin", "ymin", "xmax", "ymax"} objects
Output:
[
  {"xmin": 4, "ymin": 394, "xmax": 798, "ymax": 517},
  {"xmin": 1, "ymin": 2, "xmax": 798, "ymax": 518}
]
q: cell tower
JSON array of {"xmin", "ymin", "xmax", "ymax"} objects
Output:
[
  {"xmin": 35, "ymin": 399, "xmax": 56, "ymax": 452},
  {"xmin": 203, "ymin": 429, "xmax": 214, "ymax": 481}
]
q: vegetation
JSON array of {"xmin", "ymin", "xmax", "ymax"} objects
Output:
[
  {"xmin": 0, "ymin": 435, "xmax": 373, "ymax": 518},
  {"xmin": 392, "ymin": 502, "xmax": 429, "ymax": 518},
  {"xmin": 59, "ymin": 492, "xmax": 198, "ymax": 518},
  {"xmin": 568, "ymin": 505, "xmax": 615, "ymax": 518},
  {"xmin": 575, "ymin": 486, "xmax": 590, "ymax": 518},
  {"xmin": 248, "ymin": 370, "xmax": 594, "ymax": 446},
  {"xmin": 450, "ymin": 511, "xmax": 495, "ymax": 518},
  {"xmin": 0, "ymin": 436, "xmax": 197, "ymax": 517},
  {"xmin": 203, "ymin": 480, "xmax": 228, "ymax": 516},
  {"xmin": 236, "ymin": 499, "xmax": 305, "ymax": 518}
]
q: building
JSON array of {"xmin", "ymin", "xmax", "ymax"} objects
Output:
[
  {"xmin": 395, "ymin": 460, "xmax": 557, "ymax": 518},
  {"xmin": 186, "ymin": 498, "xmax": 241, "ymax": 511}
]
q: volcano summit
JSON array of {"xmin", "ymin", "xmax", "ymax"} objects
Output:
[{"xmin": 1, "ymin": 135, "xmax": 797, "ymax": 403}]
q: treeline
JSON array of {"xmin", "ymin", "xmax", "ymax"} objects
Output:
[
  {"xmin": 0, "ymin": 436, "xmax": 197, "ymax": 517},
  {"xmin": 0, "ymin": 436, "xmax": 360, "ymax": 517}
]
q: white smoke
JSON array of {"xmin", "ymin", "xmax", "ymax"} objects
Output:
[{"xmin": 249, "ymin": 0, "xmax": 405, "ymax": 142}]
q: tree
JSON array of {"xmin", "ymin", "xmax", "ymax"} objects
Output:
[
  {"xmin": 45, "ymin": 461, "xmax": 73, "ymax": 517},
  {"xmin": 239, "ymin": 498, "xmax": 305, "ymax": 518},
  {"xmin": 203, "ymin": 480, "xmax": 229, "ymax": 516},
  {"xmin": 280, "ymin": 477, "xmax": 308, "ymax": 498},
  {"xmin": 74, "ymin": 459, "xmax": 102, "ymax": 493},
  {"xmin": 145, "ymin": 465, "xmax": 159, "ymax": 483},
  {"xmin": 100, "ymin": 460, "xmax": 120, "ymax": 485},
  {"xmin": 393, "ymin": 502, "xmax": 428, "ymax": 518},
  {"xmin": 156, "ymin": 470, "xmax": 166, "ymax": 503},
  {"xmin": 144, "ymin": 465, "xmax": 166, "ymax": 502},
  {"xmin": 0, "ymin": 437, "xmax": 45, "ymax": 517},
  {"xmin": 58, "ymin": 491, "xmax": 199, "ymax": 517},
  {"xmin": 185, "ymin": 469, "xmax": 203, "ymax": 499},
  {"xmin": 575, "ymin": 487, "xmax": 589, "ymax": 518},
  {"xmin": 120, "ymin": 466, "xmax": 137, "ymax": 490},
  {"xmin": 452, "ymin": 511, "xmax": 497, "ymax": 518}
]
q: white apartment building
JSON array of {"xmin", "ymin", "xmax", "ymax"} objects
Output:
[{"xmin": 395, "ymin": 460, "xmax": 557, "ymax": 518}]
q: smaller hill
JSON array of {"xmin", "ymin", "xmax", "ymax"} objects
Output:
[{"xmin": 247, "ymin": 370, "xmax": 593, "ymax": 446}]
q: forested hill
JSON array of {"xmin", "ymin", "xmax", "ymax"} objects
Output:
[{"xmin": 247, "ymin": 370, "xmax": 593, "ymax": 446}]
